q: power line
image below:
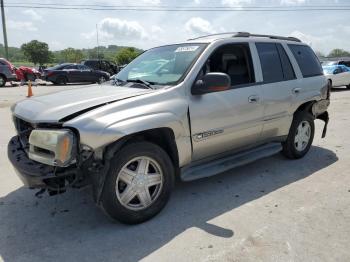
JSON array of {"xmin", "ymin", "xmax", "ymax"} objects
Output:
[
  {"xmin": 4, "ymin": 4, "xmax": 350, "ymax": 11},
  {"xmin": 6, "ymin": 2, "xmax": 350, "ymax": 8}
]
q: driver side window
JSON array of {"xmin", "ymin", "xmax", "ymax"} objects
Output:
[{"xmin": 198, "ymin": 43, "xmax": 255, "ymax": 87}]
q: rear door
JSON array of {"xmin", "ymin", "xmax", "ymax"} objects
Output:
[
  {"xmin": 63, "ymin": 65, "xmax": 80, "ymax": 82},
  {"xmin": 255, "ymin": 42, "xmax": 297, "ymax": 139},
  {"xmin": 78, "ymin": 65, "xmax": 95, "ymax": 82},
  {"xmin": 189, "ymin": 43, "xmax": 264, "ymax": 161}
]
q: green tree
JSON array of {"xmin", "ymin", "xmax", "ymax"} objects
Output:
[
  {"xmin": 114, "ymin": 47, "xmax": 140, "ymax": 65},
  {"xmin": 328, "ymin": 49, "xmax": 350, "ymax": 58},
  {"xmin": 60, "ymin": 48, "xmax": 85, "ymax": 63},
  {"xmin": 21, "ymin": 40, "xmax": 51, "ymax": 65}
]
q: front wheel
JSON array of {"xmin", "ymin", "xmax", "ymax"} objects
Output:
[
  {"xmin": 282, "ymin": 112, "xmax": 315, "ymax": 159},
  {"xmin": 97, "ymin": 76, "xmax": 107, "ymax": 84},
  {"xmin": 100, "ymin": 141, "xmax": 175, "ymax": 224}
]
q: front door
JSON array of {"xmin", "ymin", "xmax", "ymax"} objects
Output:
[{"xmin": 189, "ymin": 43, "xmax": 264, "ymax": 161}]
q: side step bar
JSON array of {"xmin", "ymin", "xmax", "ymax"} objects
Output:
[{"xmin": 181, "ymin": 143, "xmax": 282, "ymax": 181}]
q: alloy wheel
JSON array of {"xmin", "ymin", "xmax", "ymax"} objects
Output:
[
  {"xmin": 294, "ymin": 120, "xmax": 311, "ymax": 152},
  {"xmin": 115, "ymin": 156, "xmax": 163, "ymax": 211}
]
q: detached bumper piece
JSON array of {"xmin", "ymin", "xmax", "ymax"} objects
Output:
[
  {"xmin": 8, "ymin": 136, "xmax": 79, "ymax": 195},
  {"xmin": 312, "ymin": 99, "xmax": 330, "ymax": 138}
]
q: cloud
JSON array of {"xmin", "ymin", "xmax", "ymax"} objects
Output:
[
  {"xmin": 280, "ymin": 0, "xmax": 307, "ymax": 5},
  {"xmin": 82, "ymin": 18, "xmax": 148, "ymax": 41},
  {"xmin": 8, "ymin": 20, "xmax": 38, "ymax": 31},
  {"xmin": 289, "ymin": 30, "xmax": 322, "ymax": 46},
  {"xmin": 185, "ymin": 17, "xmax": 215, "ymax": 35},
  {"xmin": 100, "ymin": 18, "xmax": 148, "ymax": 39},
  {"xmin": 151, "ymin": 25, "xmax": 163, "ymax": 34},
  {"xmin": 21, "ymin": 9, "xmax": 44, "ymax": 22},
  {"xmin": 221, "ymin": 0, "xmax": 252, "ymax": 7},
  {"xmin": 141, "ymin": 0, "xmax": 161, "ymax": 4}
]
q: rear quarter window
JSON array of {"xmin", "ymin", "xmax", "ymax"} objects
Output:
[{"xmin": 288, "ymin": 44, "xmax": 323, "ymax": 78}]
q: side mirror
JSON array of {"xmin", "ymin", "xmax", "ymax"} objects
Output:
[{"xmin": 192, "ymin": 72, "xmax": 231, "ymax": 95}]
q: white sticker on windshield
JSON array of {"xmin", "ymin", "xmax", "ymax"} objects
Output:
[{"xmin": 175, "ymin": 46, "xmax": 199, "ymax": 52}]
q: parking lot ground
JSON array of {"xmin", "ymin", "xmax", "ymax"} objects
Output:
[{"xmin": 0, "ymin": 85, "xmax": 350, "ymax": 262}]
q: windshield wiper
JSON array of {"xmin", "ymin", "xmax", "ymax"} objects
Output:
[
  {"xmin": 126, "ymin": 79, "xmax": 155, "ymax": 89},
  {"xmin": 111, "ymin": 78, "xmax": 126, "ymax": 86}
]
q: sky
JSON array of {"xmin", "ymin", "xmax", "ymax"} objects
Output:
[{"xmin": 4, "ymin": 0, "xmax": 350, "ymax": 54}]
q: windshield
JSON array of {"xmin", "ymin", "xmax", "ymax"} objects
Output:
[{"xmin": 114, "ymin": 43, "xmax": 207, "ymax": 86}]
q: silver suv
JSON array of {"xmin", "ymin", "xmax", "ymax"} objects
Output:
[{"xmin": 8, "ymin": 32, "xmax": 330, "ymax": 224}]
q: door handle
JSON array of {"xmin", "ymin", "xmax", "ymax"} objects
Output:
[
  {"xmin": 248, "ymin": 95, "xmax": 259, "ymax": 103},
  {"xmin": 292, "ymin": 87, "xmax": 302, "ymax": 94}
]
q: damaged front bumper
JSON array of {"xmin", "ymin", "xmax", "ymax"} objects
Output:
[{"xmin": 8, "ymin": 136, "xmax": 85, "ymax": 194}]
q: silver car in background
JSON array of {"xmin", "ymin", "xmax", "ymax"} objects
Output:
[{"xmin": 323, "ymin": 65, "xmax": 350, "ymax": 89}]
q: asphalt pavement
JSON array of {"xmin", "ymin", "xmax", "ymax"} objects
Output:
[{"xmin": 0, "ymin": 84, "xmax": 349, "ymax": 262}]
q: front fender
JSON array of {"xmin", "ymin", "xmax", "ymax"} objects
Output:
[{"xmin": 102, "ymin": 112, "xmax": 192, "ymax": 166}]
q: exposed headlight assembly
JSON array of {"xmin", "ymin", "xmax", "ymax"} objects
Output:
[{"xmin": 29, "ymin": 129, "xmax": 76, "ymax": 167}]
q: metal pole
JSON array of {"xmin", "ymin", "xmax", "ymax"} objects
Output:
[
  {"xmin": 96, "ymin": 24, "xmax": 99, "ymax": 60},
  {"xmin": 0, "ymin": 0, "xmax": 8, "ymax": 60}
]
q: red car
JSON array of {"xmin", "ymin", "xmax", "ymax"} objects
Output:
[{"xmin": 15, "ymin": 66, "xmax": 42, "ymax": 82}]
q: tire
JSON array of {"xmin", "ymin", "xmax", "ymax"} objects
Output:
[
  {"xmin": 328, "ymin": 79, "xmax": 332, "ymax": 90},
  {"xmin": 100, "ymin": 141, "xmax": 175, "ymax": 224},
  {"xmin": 97, "ymin": 76, "xmax": 107, "ymax": 84},
  {"xmin": 282, "ymin": 111, "xmax": 315, "ymax": 159},
  {"xmin": 56, "ymin": 76, "xmax": 67, "ymax": 85},
  {"xmin": 0, "ymin": 75, "xmax": 6, "ymax": 87},
  {"xmin": 346, "ymin": 84, "xmax": 350, "ymax": 89}
]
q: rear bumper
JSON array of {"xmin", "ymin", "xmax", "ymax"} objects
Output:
[{"xmin": 8, "ymin": 136, "xmax": 78, "ymax": 189}]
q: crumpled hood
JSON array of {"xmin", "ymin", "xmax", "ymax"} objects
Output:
[{"xmin": 12, "ymin": 85, "xmax": 153, "ymax": 123}]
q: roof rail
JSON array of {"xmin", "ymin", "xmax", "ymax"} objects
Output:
[
  {"xmin": 234, "ymin": 32, "xmax": 301, "ymax": 42},
  {"xmin": 188, "ymin": 32, "xmax": 239, "ymax": 41},
  {"xmin": 188, "ymin": 32, "xmax": 301, "ymax": 42}
]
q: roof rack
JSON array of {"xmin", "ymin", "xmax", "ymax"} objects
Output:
[{"xmin": 188, "ymin": 32, "xmax": 301, "ymax": 42}]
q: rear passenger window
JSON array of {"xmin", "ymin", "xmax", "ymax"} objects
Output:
[
  {"xmin": 276, "ymin": 44, "xmax": 295, "ymax": 80},
  {"xmin": 256, "ymin": 43, "xmax": 284, "ymax": 83},
  {"xmin": 288, "ymin": 44, "xmax": 323, "ymax": 78}
]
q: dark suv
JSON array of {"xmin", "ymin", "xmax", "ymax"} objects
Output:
[{"xmin": 81, "ymin": 59, "xmax": 119, "ymax": 75}]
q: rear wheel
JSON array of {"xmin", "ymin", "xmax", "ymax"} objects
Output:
[
  {"xmin": 100, "ymin": 141, "xmax": 175, "ymax": 224},
  {"xmin": 328, "ymin": 79, "xmax": 332, "ymax": 90},
  {"xmin": 282, "ymin": 111, "xmax": 315, "ymax": 159},
  {"xmin": 0, "ymin": 75, "xmax": 6, "ymax": 87},
  {"xmin": 56, "ymin": 76, "xmax": 67, "ymax": 85}
]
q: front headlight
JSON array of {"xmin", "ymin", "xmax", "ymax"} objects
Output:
[{"xmin": 28, "ymin": 129, "xmax": 76, "ymax": 167}]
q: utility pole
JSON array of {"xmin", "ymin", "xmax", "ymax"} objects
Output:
[
  {"xmin": 96, "ymin": 24, "xmax": 99, "ymax": 60},
  {"xmin": 0, "ymin": 0, "xmax": 8, "ymax": 59}
]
